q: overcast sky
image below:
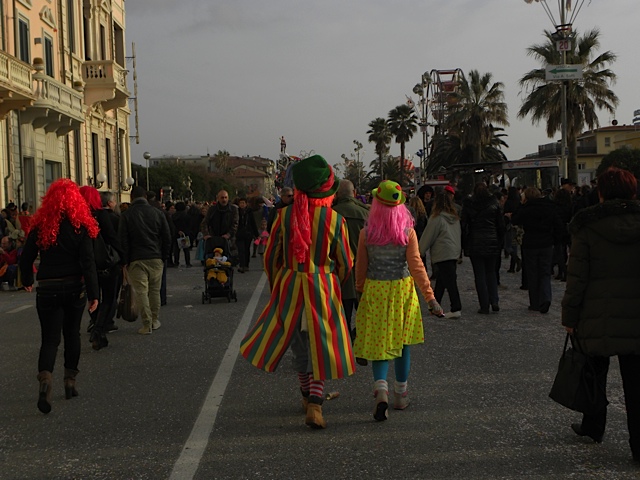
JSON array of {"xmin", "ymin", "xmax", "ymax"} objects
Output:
[{"xmin": 126, "ymin": 0, "xmax": 638, "ymax": 172}]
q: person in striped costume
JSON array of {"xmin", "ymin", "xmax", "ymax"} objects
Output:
[{"xmin": 240, "ymin": 155, "xmax": 355, "ymax": 429}]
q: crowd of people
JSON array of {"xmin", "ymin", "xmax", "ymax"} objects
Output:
[{"xmin": 3, "ymin": 159, "xmax": 638, "ymax": 464}]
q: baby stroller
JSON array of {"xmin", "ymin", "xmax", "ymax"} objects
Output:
[{"xmin": 202, "ymin": 236, "xmax": 237, "ymax": 303}]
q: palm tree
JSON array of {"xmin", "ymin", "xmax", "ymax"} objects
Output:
[
  {"xmin": 429, "ymin": 126, "xmax": 509, "ymax": 174},
  {"xmin": 366, "ymin": 117, "xmax": 392, "ymax": 181},
  {"xmin": 518, "ymin": 28, "xmax": 618, "ymax": 182},
  {"xmin": 387, "ymin": 105, "xmax": 418, "ymax": 187},
  {"xmin": 445, "ymin": 70, "xmax": 509, "ymax": 164}
]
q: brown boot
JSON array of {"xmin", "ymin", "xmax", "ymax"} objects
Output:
[
  {"xmin": 37, "ymin": 371, "xmax": 52, "ymax": 414},
  {"xmin": 305, "ymin": 398, "xmax": 327, "ymax": 429},
  {"xmin": 64, "ymin": 368, "xmax": 79, "ymax": 399}
]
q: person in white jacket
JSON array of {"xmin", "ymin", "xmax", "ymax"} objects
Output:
[{"xmin": 419, "ymin": 192, "xmax": 463, "ymax": 318}]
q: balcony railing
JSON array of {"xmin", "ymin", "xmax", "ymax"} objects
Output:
[
  {"xmin": 21, "ymin": 73, "xmax": 85, "ymax": 135},
  {"xmin": 0, "ymin": 50, "xmax": 36, "ymax": 117},
  {"xmin": 82, "ymin": 60, "xmax": 129, "ymax": 110}
]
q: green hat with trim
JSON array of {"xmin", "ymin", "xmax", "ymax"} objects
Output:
[
  {"xmin": 372, "ymin": 180, "xmax": 406, "ymax": 206},
  {"xmin": 291, "ymin": 155, "xmax": 339, "ymax": 198}
]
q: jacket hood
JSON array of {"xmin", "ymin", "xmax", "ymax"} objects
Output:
[
  {"xmin": 439, "ymin": 212, "xmax": 459, "ymax": 225},
  {"xmin": 569, "ymin": 199, "xmax": 640, "ymax": 244}
]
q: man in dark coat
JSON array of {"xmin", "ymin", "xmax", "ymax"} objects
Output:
[
  {"xmin": 461, "ymin": 183, "xmax": 505, "ymax": 314},
  {"xmin": 203, "ymin": 190, "xmax": 239, "ymax": 260},
  {"xmin": 511, "ymin": 187, "xmax": 563, "ymax": 313},
  {"xmin": 332, "ymin": 179, "xmax": 369, "ymax": 338}
]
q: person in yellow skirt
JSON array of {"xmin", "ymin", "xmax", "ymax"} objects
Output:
[{"xmin": 354, "ymin": 180, "xmax": 443, "ymax": 421}]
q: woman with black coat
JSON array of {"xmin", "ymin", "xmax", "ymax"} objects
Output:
[
  {"xmin": 19, "ymin": 179, "xmax": 99, "ymax": 414},
  {"xmin": 561, "ymin": 167, "xmax": 640, "ymax": 463},
  {"xmin": 172, "ymin": 202, "xmax": 192, "ymax": 267},
  {"xmin": 461, "ymin": 183, "xmax": 505, "ymax": 314}
]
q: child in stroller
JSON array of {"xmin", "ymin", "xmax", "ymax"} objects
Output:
[{"xmin": 202, "ymin": 237, "xmax": 237, "ymax": 303}]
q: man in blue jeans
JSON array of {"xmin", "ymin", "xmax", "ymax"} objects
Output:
[{"xmin": 119, "ymin": 186, "xmax": 171, "ymax": 335}]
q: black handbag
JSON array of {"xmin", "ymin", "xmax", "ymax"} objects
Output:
[
  {"xmin": 549, "ymin": 334, "xmax": 609, "ymax": 415},
  {"xmin": 94, "ymin": 232, "xmax": 120, "ymax": 271},
  {"xmin": 116, "ymin": 267, "xmax": 138, "ymax": 323}
]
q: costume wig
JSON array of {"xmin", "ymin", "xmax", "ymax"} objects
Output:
[
  {"xmin": 365, "ymin": 198, "xmax": 414, "ymax": 247},
  {"xmin": 31, "ymin": 179, "xmax": 99, "ymax": 250},
  {"xmin": 290, "ymin": 191, "xmax": 335, "ymax": 264},
  {"xmin": 79, "ymin": 185, "xmax": 103, "ymax": 211}
]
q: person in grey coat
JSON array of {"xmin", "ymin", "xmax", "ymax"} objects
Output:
[
  {"xmin": 561, "ymin": 167, "xmax": 640, "ymax": 463},
  {"xmin": 419, "ymin": 192, "xmax": 462, "ymax": 318}
]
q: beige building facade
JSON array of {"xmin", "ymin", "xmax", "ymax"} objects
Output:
[{"xmin": 0, "ymin": 0, "xmax": 132, "ymax": 212}]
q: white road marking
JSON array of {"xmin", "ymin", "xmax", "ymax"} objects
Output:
[
  {"xmin": 169, "ymin": 273, "xmax": 268, "ymax": 480},
  {"xmin": 6, "ymin": 305, "xmax": 33, "ymax": 314}
]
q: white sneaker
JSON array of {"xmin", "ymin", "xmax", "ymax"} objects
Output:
[{"xmin": 444, "ymin": 311, "xmax": 461, "ymax": 319}]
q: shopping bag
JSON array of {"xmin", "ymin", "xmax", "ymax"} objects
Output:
[
  {"xmin": 177, "ymin": 235, "xmax": 190, "ymax": 249},
  {"xmin": 116, "ymin": 267, "xmax": 138, "ymax": 322},
  {"xmin": 549, "ymin": 334, "xmax": 609, "ymax": 414}
]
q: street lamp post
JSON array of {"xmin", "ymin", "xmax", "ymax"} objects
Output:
[
  {"xmin": 143, "ymin": 151, "xmax": 151, "ymax": 191},
  {"xmin": 526, "ymin": 0, "xmax": 586, "ymax": 181}
]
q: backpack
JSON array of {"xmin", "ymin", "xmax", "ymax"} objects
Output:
[{"xmin": 94, "ymin": 232, "xmax": 120, "ymax": 271}]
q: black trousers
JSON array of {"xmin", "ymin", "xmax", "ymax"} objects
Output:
[
  {"xmin": 433, "ymin": 259, "xmax": 462, "ymax": 312},
  {"xmin": 36, "ymin": 281, "xmax": 86, "ymax": 373},
  {"xmin": 342, "ymin": 298, "xmax": 359, "ymax": 333},
  {"xmin": 236, "ymin": 237, "xmax": 252, "ymax": 269},
  {"xmin": 470, "ymin": 255, "xmax": 499, "ymax": 310},
  {"xmin": 523, "ymin": 246, "xmax": 553, "ymax": 309},
  {"xmin": 173, "ymin": 244, "xmax": 191, "ymax": 266},
  {"xmin": 581, "ymin": 354, "xmax": 640, "ymax": 457},
  {"xmin": 89, "ymin": 268, "xmax": 120, "ymax": 333}
]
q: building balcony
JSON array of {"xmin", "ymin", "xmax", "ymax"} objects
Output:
[
  {"xmin": 20, "ymin": 67, "xmax": 85, "ymax": 136},
  {"xmin": 0, "ymin": 51, "xmax": 36, "ymax": 118},
  {"xmin": 81, "ymin": 60, "xmax": 129, "ymax": 111}
]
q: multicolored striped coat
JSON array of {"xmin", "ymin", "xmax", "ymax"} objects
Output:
[{"xmin": 240, "ymin": 204, "xmax": 355, "ymax": 380}]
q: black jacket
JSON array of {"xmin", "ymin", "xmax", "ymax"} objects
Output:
[
  {"xmin": 461, "ymin": 194, "xmax": 505, "ymax": 257},
  {"xmin": 118, "ymin": 198, "xmax": 171, "ymax": 264},
  {"xmin": 19, "ymin": 220, "xmax": 99, "ymax": 300},
  {"xmin": 511, "ymin": 198, "xmax": 563, "ymax": 249},
  {"xmin": 95, "ymin": 208, "xmax": 123, "ymax": 260},
  {"xmin": 237, "ymin": 207, "xmax": 259, "ymax": 240}
]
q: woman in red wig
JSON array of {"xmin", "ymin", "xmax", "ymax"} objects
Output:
[{"xmin": 19, "ymin": 179, "xmax": 99, "ymax": 414}]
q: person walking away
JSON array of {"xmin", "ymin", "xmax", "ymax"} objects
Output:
[
  {"xmin": 19, "ymin": 179, "xmax": 99, "ymax": 414},
  {"xmin": 461, "ymin": 183, "xmax": 505, "ymax": 314},
  {"xmin": 354, "ymin": 180, "xmax": 442, "ymax": 421},
  {"xmin": 235, "ymin": 197, "xmax": 258, "ymax": 272},
  {"xmin": 80, "ymin": 186, "xmax": 123, "ymax": 350},
  {"xmin": 553, "ymin": 188, "xmax": 573, "ymax": 281},
  {"xmin": 119, "ymin": 186, "xmax": 171, "ymax": 335},
  {"xmin": 561, "ymin": 167, "xmax": 640, "ymax": 463},
  {"xmin": 240, "ymin": 155, "xmax": 354, "ymax": 429},
  {"xmin": 100, "ymin": 191, "xmax": 122, "ymax": 332},
  {"xmin": 419, "ymin": 192, "xmax": 462, "ymax": 318},
  {"xmin": 171, "ymin": 202, "xmax": 192, "ymax": 268},
  {"xmin": 503, "ymin": 187, "xmax": 522, "ymax": 273},
  {"xmin": 510, "ymin": 187, "xmax": 562, "ymax": 314},
  {"xmin": 332, "ymin": 179, "xmax": 370, "ymax": 339}
]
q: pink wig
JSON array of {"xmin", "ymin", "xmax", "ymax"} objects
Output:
[
  {"xmin": 365, "ymin": 197, "xmax": 415, "ymax": 246},
  {"xmin": 79, "ymin": 185, "xmax": 103, "ymax": 211},
  {"xmin": 31, "ymin": 179, "xmax": 99, "ymax": 250}
]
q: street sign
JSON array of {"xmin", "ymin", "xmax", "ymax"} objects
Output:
[{"xmin": 545, "ymin": 64, "xmax": 583, "ymax": 81}]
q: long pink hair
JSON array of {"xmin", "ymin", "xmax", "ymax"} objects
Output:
[{"xmin": 365, "ymin": 198, "xmax": 414, "ymax": 246}]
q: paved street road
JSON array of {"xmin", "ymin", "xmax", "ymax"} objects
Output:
[{"xmin": 1, "ymin": 257, "xmax": 638, "ymax": 479}]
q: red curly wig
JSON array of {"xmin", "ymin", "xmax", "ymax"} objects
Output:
[
  {"xmin": 31, "ymin": 179, "xmax": 99, "ymax": 249},
  {"xmin": 79, "ymin": 185, "xmax": 103, "ymax": 211}
]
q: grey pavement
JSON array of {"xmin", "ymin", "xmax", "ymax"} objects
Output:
[{"xmin": 0, "ymin": 255, "xmax": 638, "ymax": 480}]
